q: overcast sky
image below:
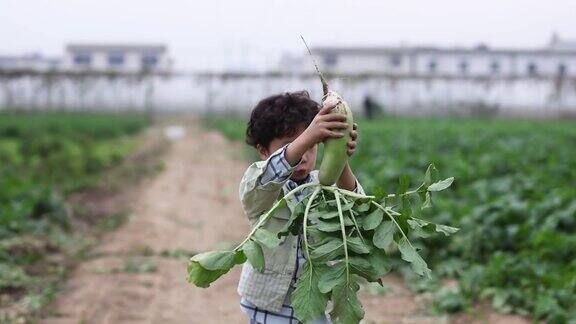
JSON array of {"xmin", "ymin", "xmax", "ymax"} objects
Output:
[{"xmin": 2, "ymin": 0, "xmax": 575, "ymax": 71}]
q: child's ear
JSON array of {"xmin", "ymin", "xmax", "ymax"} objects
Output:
[{"xmin": 256, "ymin": 144, "xmax": 269, "ymax": 160}]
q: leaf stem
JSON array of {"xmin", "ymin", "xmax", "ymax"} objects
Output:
[
  {"xmin": 322, "ymin": 186, "xmax": 375, "ymax": 199},
  {"xmin": 371, "ymin": 201, "xmax": 417, "ymax": 251},
  {"xmin": 335, "ymin": 191, "xmax": 350, "ymax": 282},
  {"xmin": 385, "ymin": 189, "xmax": 419, "ymax": 199},
  {"xmin": 302, "ymin": 187, "xmax": 321, "ymax": 260},
  {"xmin": 234, "ymin": 182, "xmax": 320, "ymax": 251},
  {"xmin": 340, "ymin": 195, "xmax": 365, "ymax": 244},
  {"xmin": 410, "ymin": 216, "xmax": 459, "ymax": 232}
]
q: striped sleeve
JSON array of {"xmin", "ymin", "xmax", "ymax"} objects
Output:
[{"xmin": 259, "ymin": 144, "xmax": 299, "ymax": 185}]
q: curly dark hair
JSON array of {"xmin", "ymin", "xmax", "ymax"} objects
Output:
[{"xmin": 246, "ymin": 90, "xmax": 319, "ymax": 149}]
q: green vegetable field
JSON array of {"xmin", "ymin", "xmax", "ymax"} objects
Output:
[
  {"xmin": 206, "ymin": 117, "xmax": 576, "ymax": 322},
  {"xmin": 0, "ymin": 113, "xmax": 148, "ymax": 315}
]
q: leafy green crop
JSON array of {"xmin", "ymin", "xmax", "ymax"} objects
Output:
[
  {"xmin": 0, "ymin": 113, "xmax": 148, "ymax": 240},
  {"xmin": 354, "ymin": 118, "xmax": 576, "ymax": 322},
  {"xmin": 0, "ymin": 112, "xmax": 148, "ymax": 318},
  {"xmin": 205, "ymin": 117, "xmax": 576, "ymax": 321},
  {"xmin": 188, "ymin": 165, "xmax": 456, "ymax": 324}
]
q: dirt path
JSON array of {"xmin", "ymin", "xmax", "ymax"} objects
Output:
[{"xmin": 42, "ymin": 119, "xmax": 527, "ymax": 324}]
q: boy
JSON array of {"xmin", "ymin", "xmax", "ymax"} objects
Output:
[{"xmin": 238, "ymin": 91, "xmax": 364, "ymax": 324}]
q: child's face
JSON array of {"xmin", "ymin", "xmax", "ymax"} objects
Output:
[{"xmin": 258, "ymin": 126, "xmax": 317, "ymax": 183}]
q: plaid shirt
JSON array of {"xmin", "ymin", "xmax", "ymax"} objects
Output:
[{"xmin": 237, "ymin": 144, "xmax": 364, "ymax": 323}]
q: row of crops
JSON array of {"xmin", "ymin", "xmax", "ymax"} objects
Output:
[
  {"xmin": 207, "ymin": 117, "xmax": 576, "ymax": 323},
  {"xmin": 0, "ymin": 112, "xmax": 148, "ymax": 315}
]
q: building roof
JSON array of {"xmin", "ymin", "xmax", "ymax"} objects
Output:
[
  {"xmin": 0, "ymin": 53, "xmax": 60, "ymax": 64},
  {"xmin": 311, "ymin": 44, "xmax": 576, "ymax": 56},
  {"xmin": 549, "ymin": 34, "xmax": 576, "ymax": 51},
  {"xmin": 0, "ymin": 56, "xmax": 20, "ymax": 63},
  {"xmin": 66, "ymin": 43, "xmax": 167, "ymax": 53}
]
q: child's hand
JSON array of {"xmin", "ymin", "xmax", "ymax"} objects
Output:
[
  {"xmin": 302, "ymin": 99, "xmax": 348, "ymax": 145},
  {"xmin": 347, "ymin": 123, "xmax": 358, "ymax": 157}
]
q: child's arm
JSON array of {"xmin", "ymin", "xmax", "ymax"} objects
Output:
[
  {"xmin": 337, "ymin": 162, "xmax": 361, "ymax": 192},
  {"xmin": 285, "ymin": 100, "xmax": 347, "ymax": 165},
  {"xmin": 240, "ymin": 145, "xmax": 299, "ymax": 223},
  {"xmin": 337, "ymin": 122, "xmax": 360, "ymax": 192},
  {"xmin": 287, "ymin": 102, "xmax": 362, "ymax": 193}
]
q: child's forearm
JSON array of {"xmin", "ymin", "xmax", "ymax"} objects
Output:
[
  {"xmin": 285, "ymin": 135, "xmax": 314, "ymax": 166},
  {"xmin": 337, "ymin": 162, "xmax": 358, "ymax": 191}
]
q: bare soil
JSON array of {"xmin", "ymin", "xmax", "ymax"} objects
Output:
[{"xmin": 41, "ymin": 119, "xmax": 529, "ymax": 324}]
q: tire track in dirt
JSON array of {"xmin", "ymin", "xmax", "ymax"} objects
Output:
[{"xmin": 42, "ymin": 119, "xmax": 528, "ymax": 324}]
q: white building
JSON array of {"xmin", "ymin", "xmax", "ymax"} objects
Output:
[
  {"xmin": 62, "ymin": 43, "xmax": 171, "ymax": 73},
  {"xmin": 285, "ymin": 35, "xmax": 576, "ymax": 79},
  {"xmin": 2, "ymin": 37, "xmax": 576, "ymax": 117},
  {"xmin": 0, "ymin": 53, "xmax": 60, "ymax": 71}
]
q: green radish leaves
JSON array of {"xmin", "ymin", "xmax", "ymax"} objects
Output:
[
  {"xmin": 346, "ymin": 236, "xmax": 372, "ymax": 254},
  {"xmin": 373, "ymin": 221, "xmax": 396, "ymax": 250},
  {"xmin": 362, "ymin": 208, "xmax": 384, "ymax": 230},
  {"xmin": 310, "ymin": 238, "xmax": 344, "ymax": 262},
  {"xmin": 187, "ymin": 250, "xmax": 245, "ymax": 287},
  {"xmin": 188, "ymin": 165, "xmax": 457, "ymax": 324},
  {"xmin": 193, "ymin": 250, "xmax": 244, "ymax": 270},
  {"xmin": 253, "ymin": 228, "xmax": 281, "ymax": 249},
  {"xmin": 415, "ymin": 164, "xmax": 454, "ymax": 210},
  {"xmin": 187, "ymin": 263, "xmax": 228, "ymax": 288},
  {"xmin": 318, "ymin": 262, "xmax": 347, "ymax": 293},
  {"xmin": 330, "ymin": 279, "xmax": 364, "ymax": 324},
  {"xmin": 349, "ymin": 257, "xmax": 381, "ymax": 281},
  {"xmin": 408, "ymin": 218, "xmax": 459, "ymax": 238},
  {"xmin": 242, "ymin": 240, "xmax": 264, "ymax": 272},
  {"xmin": 397, "ymin": 237, "xmax": 431, "ymax": 278},
  {"xmin": 428, "ymin": 177, "xmax": 455, "ymax": 192},
  {"xmin": 291, "ymin": 262, "xmax": 329, "ymax": 322},
  {"xmin": 366, "ymin": 249, "xmax": 391, "ymax": 277}
]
